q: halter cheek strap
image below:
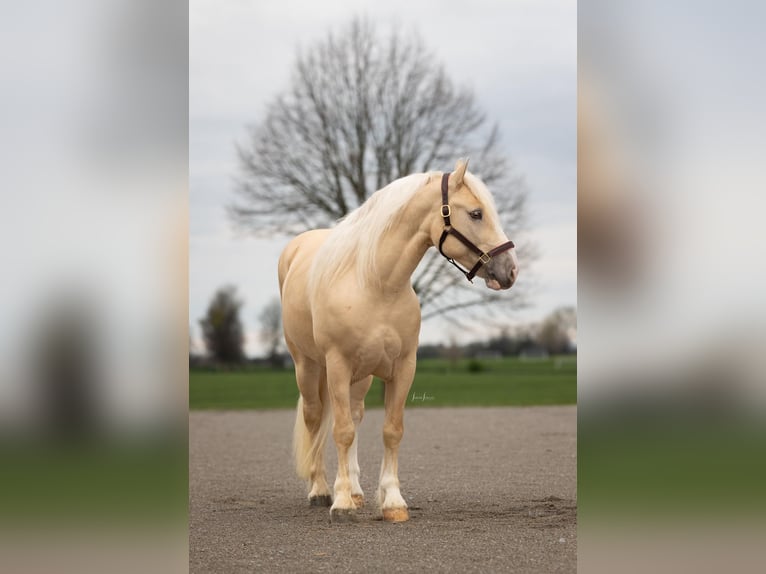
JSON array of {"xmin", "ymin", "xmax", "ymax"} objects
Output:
[{"xmin": 438, "ymin": 172, "xmax": 515, "ymax": 283}]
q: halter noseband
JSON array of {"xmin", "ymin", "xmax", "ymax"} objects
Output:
[{"xmin": 438, "ymin": 172, "xmax": 515, "ymax": 283}]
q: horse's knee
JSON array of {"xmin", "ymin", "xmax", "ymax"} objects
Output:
[
  {"xmin": 333, "ymin": 420, "xmax": 355, "ymax": 449},
  {"xmin": 382, "ymin": 422, "xmax": 403, "ymax": 448}
]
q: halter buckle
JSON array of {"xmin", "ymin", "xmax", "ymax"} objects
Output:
[
  {"xmin": 479, "ymin": 252, "xmax": 491, "ymax": 264},
  {"xmin": 441, "ymin": 205, "xmax": 451, "ymax": 218}
]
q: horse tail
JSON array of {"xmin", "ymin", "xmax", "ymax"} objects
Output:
[{"xmin": 292, "ymin": 393, "xmax": 332, "ymax": 480}]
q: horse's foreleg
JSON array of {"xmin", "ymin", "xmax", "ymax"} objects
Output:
[
  {"xmin": 349, "ymin": 376, "xmax": 373, "ymax": 508},
  {"xmin": 326, "ymin": 354, "xmax": 357, "ymax": 522},
  {"xmin": 377, "ymin": 354, "xmax": 417, "ymax": 523}
]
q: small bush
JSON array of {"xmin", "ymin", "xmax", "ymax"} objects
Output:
[{"xmin": 466, "ymin": 359, "xmax": 485, "ymax": 373}]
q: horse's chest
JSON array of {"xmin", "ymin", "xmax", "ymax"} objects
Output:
[
  {"xmin": 314, "ymin": 291, "xmax": 420, "ymax": 379},
  {"xmin": 340, "ymin": 312, "xmax": 417, "ymax": 379},
  {"xmin": 354, "ymin": 325, "xmax": 405, "ymax": 380}
]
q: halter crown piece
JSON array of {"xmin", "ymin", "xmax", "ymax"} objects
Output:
[{"xmin": 437, "ymin": 172, "xmax": 515, "ymax": 283}]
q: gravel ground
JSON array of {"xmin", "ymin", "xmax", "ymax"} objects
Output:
[{"xmin": 190, "ymin": 406, "xmax": 576, "ymax": 573}]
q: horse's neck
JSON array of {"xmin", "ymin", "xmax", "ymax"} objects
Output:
[{"xmin": 373, "ymin": 188, "xmax": 436, "ymax": 292}]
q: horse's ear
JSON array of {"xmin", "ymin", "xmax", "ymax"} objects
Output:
[{"xmin": 453, "ymin": 158, "xmax": 469, "ymax": 187}]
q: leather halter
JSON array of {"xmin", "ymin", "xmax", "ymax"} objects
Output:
[{"xmin": 438, "ymin": 172, "xmax": 515, "ymax": 283}]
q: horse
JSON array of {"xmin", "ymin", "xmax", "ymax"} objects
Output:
[{"xmin": 277, "ymin": 159, "xmax": 518, "ymax": 522}]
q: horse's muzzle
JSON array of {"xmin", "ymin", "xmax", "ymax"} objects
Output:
[{"xmin": 485, "ymin": 251, "xmax": 518, "ymax": 291}]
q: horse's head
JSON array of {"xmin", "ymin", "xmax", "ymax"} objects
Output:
[{"xmin": 431, "ymin": 159, "xmax": 519, "ymax": 290}]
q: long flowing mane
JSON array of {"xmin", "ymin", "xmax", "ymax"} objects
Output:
[{"xmin": 309, "ymin": 173, "xmax": 434, "ymax": 290}]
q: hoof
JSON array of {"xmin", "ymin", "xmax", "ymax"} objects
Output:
[
  {"xmin": 330, "ymin": 508, "xmax": 358, "ymax": 523},
  {"xmin": 309, "ymin": 495, "xmax": 332, "ymax": 507},
  {"xmin": 351, "ymin": 494, "xmax": 365, "ymax": 508},
  {"xmin": 382, "ymin": 507, "xmax": 409, "ymax": 522}
]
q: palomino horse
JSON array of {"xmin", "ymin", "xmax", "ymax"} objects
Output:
[{"xmin": 278, "ymin": 159, "xmax": 518, "ymax": 522}]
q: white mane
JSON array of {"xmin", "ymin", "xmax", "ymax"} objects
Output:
[{"xmin": 309, "ymin": 173, "xmax": 433, "ymax": 290}]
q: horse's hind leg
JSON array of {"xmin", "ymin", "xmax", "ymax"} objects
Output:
[
  {"xmin": 293, "ymin": 353, "xmax": 332, "ymax": 506},
  {"xmin": 377, "ymin": 352, "xmax": 417, "ymax": 522},
  {"xmin": 349, "ymin": 376, "xmax": 373, "ymax": 508}
]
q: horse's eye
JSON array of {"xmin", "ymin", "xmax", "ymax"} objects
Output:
[{"xmin": 469, "ymin": 209, "xmax": 483, "ymax": 221}]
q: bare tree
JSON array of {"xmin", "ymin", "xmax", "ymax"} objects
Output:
[
  {"xmin": 536, "ymin": 306, "xmax": 577, "ymax": 355},
  {"xmin": 258, "ymin": 298, "xmax": 284, "ymax": 366},
  {"xmin": 199, "ymin": 285, "xmax": 246, "ymax": 364},
  {"xmin": 232, "ymin": 17, "xmax": 533, "ymax": 319}
]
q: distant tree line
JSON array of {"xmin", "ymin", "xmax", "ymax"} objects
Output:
[
  {"xmin": 418, "ymin": 306, "xmax": 576, "ymax": 360},
  {"xmin": 191, "ymin": 285, "xmax": 575, "ymax": 368}
]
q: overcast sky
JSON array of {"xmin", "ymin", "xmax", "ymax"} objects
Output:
[{"xmin": 190, "ymin": 0, "xmax": 576, "ymax": 356}]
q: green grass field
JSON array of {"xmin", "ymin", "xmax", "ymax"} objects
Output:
[
  {"xmin": 189, "ymin": 356, "xmax": 576, "ymax": 410},
  {"xmin": 578, "ymin": 418, "xmax": 766, "ymax": 518},
  {"xmin": 0, "ymin": 440, "xmax": 187, "ymax": 524}
]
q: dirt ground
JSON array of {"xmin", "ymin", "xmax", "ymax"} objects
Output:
[{"xmin": 189, "ymin": 406, "xmax": 576, "ymax": 573}]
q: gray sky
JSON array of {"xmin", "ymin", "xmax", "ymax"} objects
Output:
[{"xmin": 190, "ymin": 0, "xmax": 576, "ymax": 355}]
